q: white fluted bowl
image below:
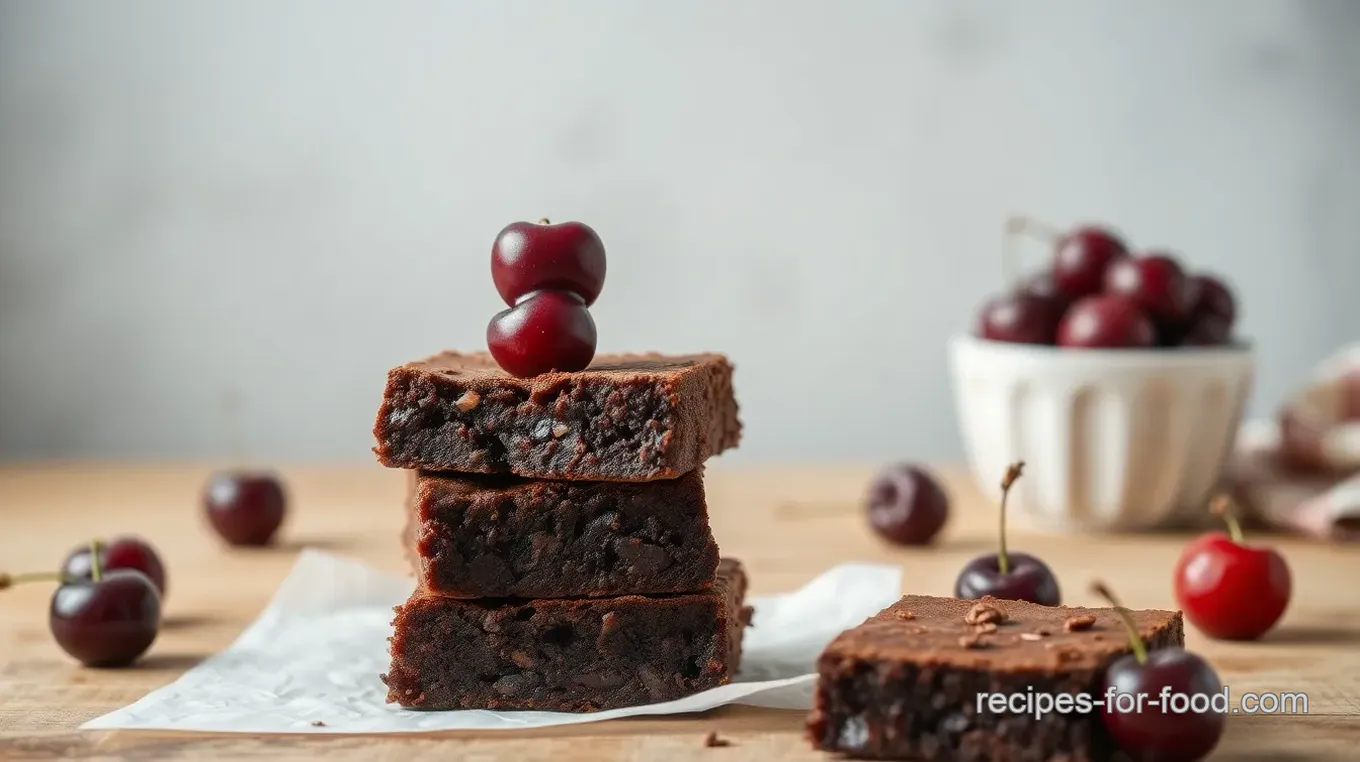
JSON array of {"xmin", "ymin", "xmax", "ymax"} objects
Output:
[{"xmin": 948, "ymin": 334, "xmax": 1255, "ymax": 532}]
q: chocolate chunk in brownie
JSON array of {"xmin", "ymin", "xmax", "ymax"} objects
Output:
[
  {"xmin": 806, "ymin": 594, "xmax": 1184, "ymax": 761},
  {"xmin": 373, "ymin": 352, "xmax": 741, "ymax": 481},
  {"xmin": 408, "ymin": 468, "xmax": 719, "ymax": 598},
  {"xmin": 383, "ymin": 559, "xmax": 749, "ymax": 712}
]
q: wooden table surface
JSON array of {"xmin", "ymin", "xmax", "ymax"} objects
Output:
[{"xmin": 1, "ymin": 462, "xmax": 1357, "ymax": 760}]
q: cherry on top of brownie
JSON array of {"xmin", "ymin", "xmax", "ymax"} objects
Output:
[
  {"xmin": 373, "ymin": 350, "xmax": 741, "ymax": 481},
  {"xmin": 825, "ymin": 594, "xmax": 1183, "ymax": 673}
]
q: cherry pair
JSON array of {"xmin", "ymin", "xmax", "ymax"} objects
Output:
[
  {"xmin": 487, "ymin": 219, "xmax": 607, "ymax": 377},
  {"xmin": 1, "ymin": 537, "xmax": 166, "ymax": 668}
]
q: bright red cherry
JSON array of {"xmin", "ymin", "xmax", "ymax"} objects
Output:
[
  {"xmin": 977, "ymin": 291, "xmax": 1062, "ymax": 345},
  {"xmin": 954, "ymin": 462, "xmax": 1061, "ymax": 605},
  {"xmin": 1094, "ymin": 582, "xmax": 1225, "ymax": 762},
  {"xmin": 491, "ymin": 219, "xmax": 606, "ymax": 307},
  {"xmin": 866, "ymin": 463, "xmax": 949, "ymax": 545},
  {"xmin": 1052, "ymin": 226, "xmax": 1128, "ymax": 298},
  {"xmin": 204, "ymin": 471, "xmax": 287, "ymax": 546},
  {"xmin": 1104, "ymin": 253, "xmax": 1193, "ymax": 325},
  {"xmin": 1174, "ymin": 496, "xmax": 1290, "ymax": 640},
  {"xmin": 487, "ymin": 289, "xmax": 597, "ymax": 377},
  {"xmin": 1057, "ymin": 295, "xmax": 1156, "ymax": 348},
  {"xmin": 62, "ymin": 536, "xmax": 167, "ymax": 598}
]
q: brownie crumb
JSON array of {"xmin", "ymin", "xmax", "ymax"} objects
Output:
[
  {"xmin": 1064, "ymin": 615, "xmax": 1097, "ymax": 632},
  {"xmin": 311, "ymin": 720, "xmax": 326, "ymax": 727},
  {"xmin": 1019, "ymin": 632, "xmax": 1046, "ymax": 641},
  {"xmin": 703, "ymin": 731, "xmax": 732, "ymax": 747},
  {"xmin": 1035, "ymin": 627, "xmax": 1051, "ymax": 636},
  {"xmin": 739, "ymin": 605, "xmax": 755, "ymax": 627},
  {"xmin": 964, "ymin": 602, "xmax": 1006, "ymax": 626},
  {"xmin": 894, "ymin": 610, "xmax": 916, "ymax": 620}
]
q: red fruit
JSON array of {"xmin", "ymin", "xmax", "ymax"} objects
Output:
[
  {"xmin": 953, "ymin": 463, "xmax": 1061, "ymax": 605},
  {"xmin": 1020, "ymin": 270, "xmax": 1074, "ymax": 312},
  {"xmin": 204, "ymin": 471, "xmax": 287, "ymax": 546},
  {"xmin": 1056, "ymin": 295, "xmax": 1156, "ymax": 348},
  {"xmin": 50, "ymin": 569, "xmax": 161, "ymax": 667},
  {"xmin": 1176, "ymin": 274, "xmax": 1237, "ymax": 346},
  {"xmin": 1173, "ymin": 497, "xmax": 1290, "ymax": 640},
  {"xmin": 491, "ymin": 220, "xmax": 607, "ymax": 307},
  {"xmin": 486, "ymin": 290, "xmax": 597, "ymax": 377},
  {"xmin": 1052, "ymin": 226, "xmax": 1128, "ymax": 298},
  {"xmin": 977, "ymin": 292, "xmax": 1063, "ymax": 345},
  {"xmin": 62, "ymin": 537, "xmax": 167, "ymax": 598},
  {"xmin": 1095, "ymin": 579, "xmax": 1226, "ymax": 762},
  {"xmin": 866, "ymin": 463, "xmax": 949, "ymax": 545},
  {"xmin": 1104, "ymin": 254, "xmax": 1194, "ymax": 325}
]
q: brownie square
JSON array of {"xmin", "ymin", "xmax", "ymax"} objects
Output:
[
  {"xmin": 372, "ymin": 352, "xmax": 741, "ymax": 481},
  {"xmin": 408, "ymin": 468, "xmax": 719, "ymax": 598},
  {"xmin": 806, "ymin": 595, "xmax": 1185, "ymax": 761},
  {"xmin": 383, "ymin": 559, "xmax": 751, "ymax": 712}
]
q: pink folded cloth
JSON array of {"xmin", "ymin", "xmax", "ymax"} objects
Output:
[{"xmin": 1225, "ymin": 344, "xmax": 1360, "ymax": 541}]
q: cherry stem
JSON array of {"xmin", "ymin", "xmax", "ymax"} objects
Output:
[
  {"xmin": 997, "ymin": 461, "xmax": 1024, "ymax": 575},
  {"xmin": 89, "ymin": 539, "xmax": 103, "ymax": 583},
  {"xmin": 538, "ymin": 218, "xmax": 550, "ymax": 224},
  {"xmin": 1091, "ymin": 581, "xmax": 1148, "ymax": 664},
  {"xmin": 1002, "ymin": 216, "xmax": 1063, "ymax": 287},
  {"xmin": 1209, "ymin": 495, "xmax": 1244, "ymax": 543},
  {"xmin": 0, "ymin": 571, "xmax": 64, "ymax": 590}
]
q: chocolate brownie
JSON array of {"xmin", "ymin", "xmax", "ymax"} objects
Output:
[
  {"xmin": 806, "ymin": 595, "xmax": 1185, "ymax": 761},
  {"xmin": 408, "ymin": 468, "xmax": 719, "ymax": 598},
  {"xmin": 372, "ymin": 352, "xmax": 741, "ymax": 481},
  {"xmin": 383, "ymin": 558, "xmax": 751, "ymax": 712}
]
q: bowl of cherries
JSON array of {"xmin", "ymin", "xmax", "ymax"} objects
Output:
[{"xmin": 948, "ymin": 219, "xmax": 1254, "ymax": 532}]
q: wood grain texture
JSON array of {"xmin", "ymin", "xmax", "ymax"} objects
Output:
[{"xmin": 2, "ymin": 462, "xmax": 1358, "ymax": 760}]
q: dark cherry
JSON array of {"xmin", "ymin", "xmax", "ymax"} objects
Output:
[
  {"xmin": 1188, "ymin": 274, "xmax": 1235, "ymax": 323},
  {"xmin": 50, "ymin": 567, "xmax": 161, "ymax": 668},
  {"xmin": 62, "ymin": 536, "xmax": 167, "ymax": 598},
  {"xmin": 204, "ymin": 471, "xmax": 287, "ymax": 546},
  {"xmin": 866, "ymin": 463, "xmax": 950, "ymax": 545},
  {"xmin": 977, "ymin": 291, "xmax": 1063, "ymax": 345},
  {"xmin": 1057, "ymin": 295, "xmax": 1156, "ymax": 349},
  {"xmin": 1094, "ymin": 582, "xmax": 1226, "ymax": 761},
  {"xmin": 1177, "ymin": 274, "xmax": 1237, "ymax": 346},
  {"xmin": 954, "ymin": 462, "xmax": 1061, "ymax": 605},
  {"xmin": 486, "ymin": 289, "xmax": 597, "ymax": 377},
  {"xmin": 491, "ymin": 219, "xmax": 607, "ymax": 307},
  {"xmin": 1104, "ymin": 254, "xmax": 1193, "ymax": 325},
  {"xmin": 1020, "ymin": 270, "xmax": 1074, "ymax": 312},
  {"xmin": 1052, "ymin": 226, "xmax": 1128, "ymax": 298}
]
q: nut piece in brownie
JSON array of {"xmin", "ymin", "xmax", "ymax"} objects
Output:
[
  {"xmin": 409, "ymin": 468, "xmax": 720, "ymax": 598},
  {"xmin": 373, "ymin": 352, "xmax": 741, "ymax": 481},
  {"xmin": 383, "ymin": 558, "xmax": 751, "ymax": 712},
  {"xmin": 807, "ymin": 594, "xmax": 1184, "ymax": 761}
]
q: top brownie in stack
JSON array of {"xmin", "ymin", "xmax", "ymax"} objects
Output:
[{"xmin": 373, "ymin": 352, "xmax": 741, "ymax": 480}]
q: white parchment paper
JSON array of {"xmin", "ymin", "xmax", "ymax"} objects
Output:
[{"xmin": 82, "ymin": 550, "xmax": 901, "ymax": 732}]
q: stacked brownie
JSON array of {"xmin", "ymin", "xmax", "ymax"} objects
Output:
[{"xmin": 372, "ymin": 350, "xmax": 748, "ymax": 712}]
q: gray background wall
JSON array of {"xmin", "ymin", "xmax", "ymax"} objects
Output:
[{"xmin": 1, "ymin": 0, "xmax": 1357, "ymax": 463}]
